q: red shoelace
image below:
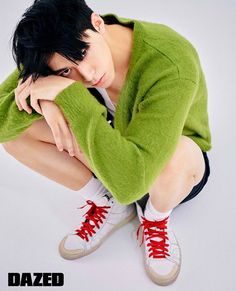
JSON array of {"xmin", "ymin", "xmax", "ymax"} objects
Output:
[
  {"xmin": 136, "ymin": 215, "xmax": 170, "ymax": 258},
  {"xmin": 74, "ymin": 199, "xmax": 111, "ymax": 242}
]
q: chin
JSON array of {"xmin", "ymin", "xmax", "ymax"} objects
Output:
[{"xmin": 105, "ymin": 73, "xmax": 115, "ymax": 87}]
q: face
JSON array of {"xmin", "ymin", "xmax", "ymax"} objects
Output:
[{"xmin": 48, "ymin": 21, "xmax": 115, "ymax": 89}]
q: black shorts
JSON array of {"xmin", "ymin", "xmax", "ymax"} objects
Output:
[{"xmin": 179, "ymin": 150, "xmax": 210, "ymax": 204}]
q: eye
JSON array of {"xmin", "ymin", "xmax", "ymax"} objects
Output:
[
  {"xmin": 60, "ymin": 68, "xmax": 71, "ymax": 77},
  {"xmin": 81, "ymin": 48, "xmax": 87, "ymax": 59}
]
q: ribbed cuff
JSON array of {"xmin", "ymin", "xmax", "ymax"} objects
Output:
[{"xmin": 54, "ymin": 81, "xmax": 107, "ymax": 124}]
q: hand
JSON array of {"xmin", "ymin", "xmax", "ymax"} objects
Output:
[
  {"xmin": 39, "ymin": 100, "xmax": 82, "ymax": 157},
  {"xmin": 14, "ymin": 75, "xmax": 75, "ymax": 115}
]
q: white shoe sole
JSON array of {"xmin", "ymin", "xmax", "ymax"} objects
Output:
[
  {"xmin": 58, "ymin": 209, "xmax": 137, "ymax": 260},
  {"xmin": 142, "ymin": 231, "xmax": 182, "ymax": 286}
]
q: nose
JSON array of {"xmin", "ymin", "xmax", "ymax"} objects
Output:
[{"xmin": 76, "ymin": 63, "xmax": 95, "ymax": 84}]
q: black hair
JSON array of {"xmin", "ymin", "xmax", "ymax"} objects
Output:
[{"xmin": 11, "ymin": 0, "xmax": 100, "ymax": 82}]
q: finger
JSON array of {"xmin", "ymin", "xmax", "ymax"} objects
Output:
[
  {"xmin": 30, "ymin": 96, "xmax": 43, "ymax": 115},
  {"xmin": 19, "ymin": 97, "xmax": 32, "ymax": 114},
  {"xmin": 69, "ymin": 127, "xmax": 79, "ymax": 154},
  {"xmin": 51, "ymin": 124, "xmax": 64, "ymax": 152},
  {"xmin": 18, "ymin": 78, "xmax": 23, "ymax": 85},
  {"xmin": 18, "ymin": 78, "xmax": 26, "ymax": 88},
  {"xmin": 69, "ymin": 127, "xmax": 79, "ymax": 156},
  {"xmin": 14, "ymin": 88, "xmax": 23, "ymax": 111},
  {"xmin": 15, "ymin": 79, "xmax": 30, "ymax": 111},
  {"xmin": 15, "ymin": 88, "xmax": 31, "ymax": 113},
  {"xmin": 59, "ymin": 122, "xmax": 75, "ymax": 157},
  {"xmin": 69, "ymin": 127, "xmax": 82, "ymax": 155},
  {"xmin": 17, "ymin": 76, "xmax": 32, "ymax": 94},
  {"xmin": 15, "ymin": 77, "xmax": 31, "ymax": 111},
  {"xmin": 18, "ymin": 88, "xmax": 33, "ymax": 114}
]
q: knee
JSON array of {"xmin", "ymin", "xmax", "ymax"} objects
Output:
[
  {"xmin": 148, "ymin": 136, "xmax": 195, "ymax": 194},
  {"xmin": 159, "ymin": 155, "xmax": 184, "ymax": 182},
  {"xmin": 160, "ymin": 135, "xmax": 195, "ymax": 177},
  {"xmin": 2, "ymin": 118, "xmax": 53, "ymax": 155}
]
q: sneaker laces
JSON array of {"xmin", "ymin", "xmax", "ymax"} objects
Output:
[
  {"xmin": 74, "ymin": 199, "xmax": 111, "ymax": 242},
  {"xmin": 136, "ymin": 215, "xmax": 170, "ymax": 258}
]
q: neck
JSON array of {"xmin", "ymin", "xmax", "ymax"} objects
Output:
[{"xmin": 104, "ymin": 24, "xmax": 133, "ymax": 93}]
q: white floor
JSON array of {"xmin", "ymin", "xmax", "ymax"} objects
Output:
[{"xmin": 0, "ymin": 1, "xmax": 236, "ymax": 291}]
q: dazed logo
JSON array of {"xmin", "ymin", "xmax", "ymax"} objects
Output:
[{"xmin": 8, "ymin": 273, "xmax": 64, "ymax": 287}]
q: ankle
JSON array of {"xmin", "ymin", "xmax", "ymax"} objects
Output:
[
  {"xmin": 144, "ymin": 198, "xmax": 173, "ymax": 221},
  {"xmin": 149, "ymin": 197, "xmax": 173, "ymax": 213}
]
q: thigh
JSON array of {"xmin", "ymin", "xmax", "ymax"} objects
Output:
[
  {"xmin": 22, "ymin": 118, "xmax": 55, "ymax": 144},
  {"xmin": 3, "ymin": 119, "xmax": 54, "ymax": 150},
  {"xmin": 2, "ymin": 119, "xmax": 56, "ymax": 163}
]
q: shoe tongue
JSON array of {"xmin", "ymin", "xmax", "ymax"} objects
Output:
[
  {"xmin": 93, "ymin": 190, "xmax": 112, "ymax": 206},
  {"xmin": 144, "ymin": 208, "xmax": 156, "ymax": 221},
  {"xmin": 143, "ymin": 208, "xmax": 169, "ymax": 243},
  {"xmin": 83, "ymin": 191, "xmax": 112, "ymax": 227}
]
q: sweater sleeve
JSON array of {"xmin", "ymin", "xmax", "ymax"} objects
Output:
[
  {"xmin": 54, "ymin": 78, "xmax": 197, "ymax": 205},
  {"xmin": 0, "ymin": 68, "xmax": 43, "ymax": 143}
]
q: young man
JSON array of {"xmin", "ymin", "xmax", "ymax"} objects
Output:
[{"xmin": 0, "ymin": 0, "xmax": 211, "ymax": 286}]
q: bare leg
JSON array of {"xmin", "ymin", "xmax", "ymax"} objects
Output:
[
  {"xmin": 148, "ymin": 135, "xmax": 206, "ymax": 212},
  {"xmin": 2, "ymin": 119, "xmax": 93, "ymax": 191}
]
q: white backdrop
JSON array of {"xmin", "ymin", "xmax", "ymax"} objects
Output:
[{"xmin": 0, "ymin": 1, "xmax": 235, "ymax": 290}]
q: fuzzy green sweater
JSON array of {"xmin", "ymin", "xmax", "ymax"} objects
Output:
[{"xmin": 0, "ymin": 13, "xmax": 212, "ymax": 205}]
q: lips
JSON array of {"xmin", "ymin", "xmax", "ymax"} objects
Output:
[{"xmin": 93, "ymin": 74, "xmax": 105, "ymax": 86}]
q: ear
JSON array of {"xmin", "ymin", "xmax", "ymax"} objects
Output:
[{"xmin": 90, "ymin": 12, "xmax": 105, "ymax": 34}]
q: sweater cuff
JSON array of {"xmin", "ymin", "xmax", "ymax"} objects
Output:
[{"xmin": 54, "ymin": 81, "xmax": 106, "ymax": 123}]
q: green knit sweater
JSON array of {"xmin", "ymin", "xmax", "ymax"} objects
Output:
[{"xmin": 0, "ymin": 13, "xmax": 212, "ymax": 205}]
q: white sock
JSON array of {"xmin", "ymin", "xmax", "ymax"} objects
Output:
[
  {"xmin": 144, "ymin": 198, "xmax": 172, "ymax": 221},
  {"xmin": 78, "ymin": 176, "xmax": 112, "ymax": 203}
]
